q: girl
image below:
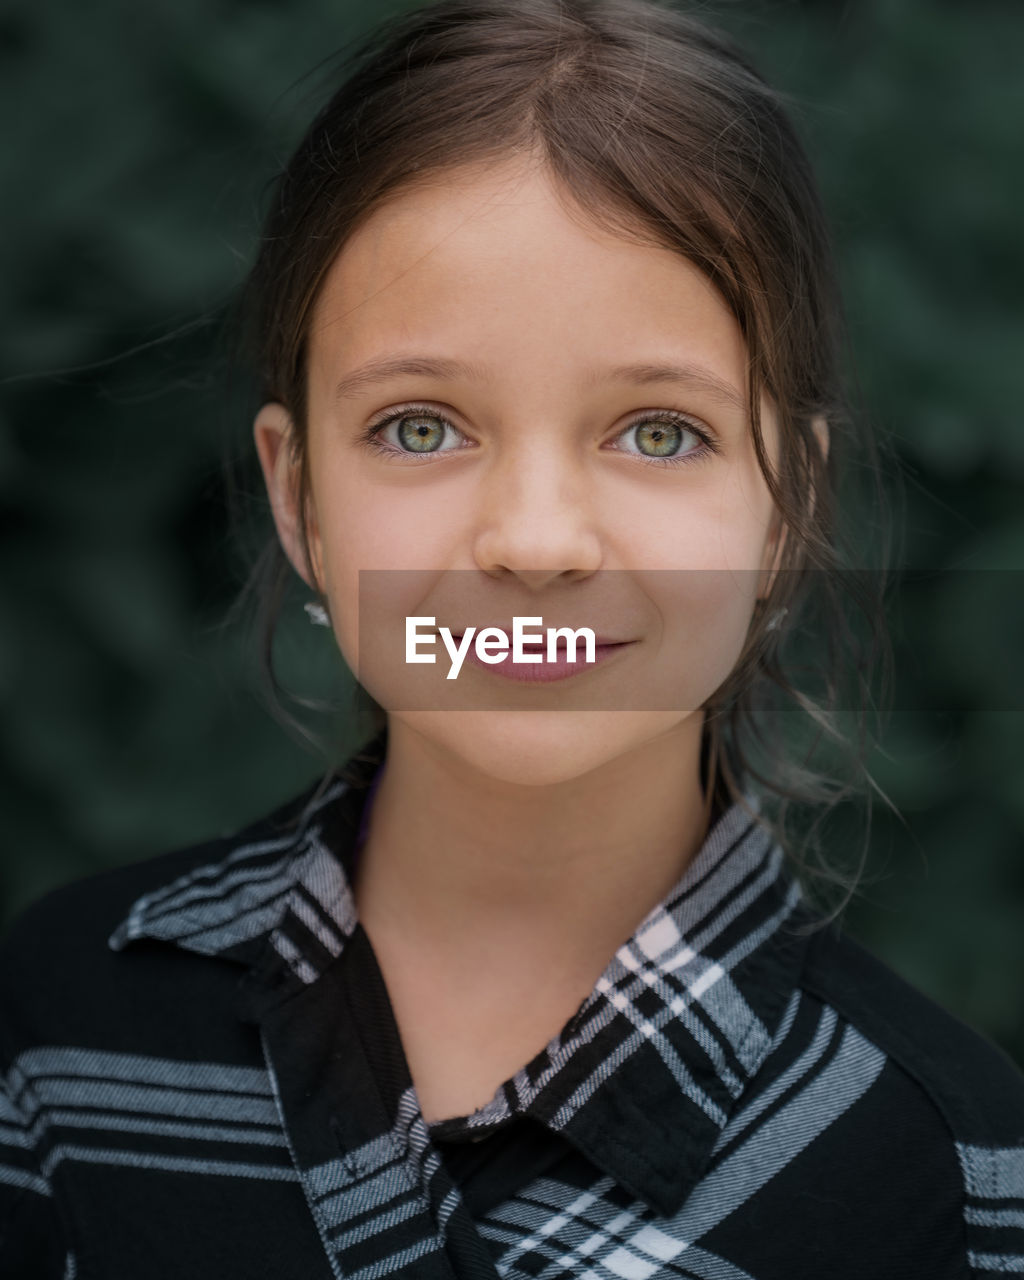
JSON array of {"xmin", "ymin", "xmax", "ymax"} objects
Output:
[{"xmin": 2, "ymin": 1, "xmax": 1022, "ymax": 1276}]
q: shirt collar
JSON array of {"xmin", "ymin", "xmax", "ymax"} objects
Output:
[
  {"xmin": 107, "ymin": 738, "xmax": 381, "ymax": 980},
  {"xmin": 108, "ymin": 734, "xmax": 815, "ymax": 1217}
]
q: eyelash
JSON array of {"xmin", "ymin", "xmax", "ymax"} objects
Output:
[{"xmin": 358, "ymin": 403, "xmax": 719, "ymax": 469}]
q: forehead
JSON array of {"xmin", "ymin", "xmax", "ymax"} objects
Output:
[{"xmin": 306, "ymin": 156, "xmax": 749, "ymax": 402}]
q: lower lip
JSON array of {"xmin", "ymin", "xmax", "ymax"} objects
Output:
[{"xmin": 457, "ymin": 638, "xmax": 635, "ymax": 683}]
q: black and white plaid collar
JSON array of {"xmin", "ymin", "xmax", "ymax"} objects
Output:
[{"xmin": 108, "ymin": 739, "xmax": 815, "ymax": 1218}]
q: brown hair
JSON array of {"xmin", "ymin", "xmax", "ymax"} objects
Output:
[{"xmin": 231, "ymin": 0, "xmax": 899, "ymax": 929}]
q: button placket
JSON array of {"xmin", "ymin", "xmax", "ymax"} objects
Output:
[{"xmin": 256, "ymin": 936, "xmax": 502, "ymax": 1279}]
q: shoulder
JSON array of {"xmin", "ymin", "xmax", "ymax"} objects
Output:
[
  {"xmin": 796, "ymin": 918, "xmax": 1024, "ymax": 1271},
  {"xmin": 799, "ymin": 919, "xmax": 1024, "ymax": 1141},
  {"xmin": 0, "ymin": 777, "xmax": 333, "ymax": 1059},
  {"xmin": 768, "ymin": 921, "xmax": 1024, "ymax": 1269}
]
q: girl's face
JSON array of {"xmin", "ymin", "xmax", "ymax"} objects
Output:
[{"xmin": 255, "ymin": 155, "xmax": 794, "ymax": 787}]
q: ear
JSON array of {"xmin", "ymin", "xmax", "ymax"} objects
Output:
[
  {"xmin": 758, "ymin": 413, "xmax": 829, "ymax": 598},
  {"xmin": 252, "ymin": 402, "xmax": 321, "ymax": 592}
]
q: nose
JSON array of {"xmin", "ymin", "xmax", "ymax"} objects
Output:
[{"xmin": 471, "ymin": 442, "xmax": 603, "ymax": 588}]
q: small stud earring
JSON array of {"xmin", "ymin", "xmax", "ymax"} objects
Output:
[
  {"xmin": 765, "ymin": 606, "xmax": 788, "ymax": 633},
  {"xmin": 303, "ymin": 601, "xmax": 331, "ymax": 627}
]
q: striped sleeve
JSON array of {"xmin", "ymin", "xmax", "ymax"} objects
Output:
[
  {"xmin": 956, "ymin": 1141, "xmax": 1024, "ymax": 1276},
  {"xmin": 0, "ymin": 1060, "xmax": 69, "ymax": 1275}
]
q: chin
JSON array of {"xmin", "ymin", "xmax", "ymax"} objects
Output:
[{"xmin": 397, "ymin": 707, "xmax": 692, "ymax": 790}]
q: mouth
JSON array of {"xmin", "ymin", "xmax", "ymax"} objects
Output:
[
  {"xmin": 450, "ymin": 631, "xmax": 633, "ymax": 647},
  {"xmin": 448, "ymin": 631, "xmax": 637, "ymax": 684}
]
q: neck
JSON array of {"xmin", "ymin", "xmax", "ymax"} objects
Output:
[{"xmin": 351, "ymin": 716, "xmax": 713, "ymax": 991}]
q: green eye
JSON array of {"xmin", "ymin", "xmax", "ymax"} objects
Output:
[
  {"xmin": 615, "ymin": 415, "xmax": 712, "ymax": 468},
  {"xmin": 633, "ymin": 420, "xmax": 685, "ymax": 458},
  {"xmin": 395, "ymin": 414, "xmax": 448, "ymax": 452},
  {"xmin": 365, "ymin": 408, "xmax": 465, "ymax": 457}
]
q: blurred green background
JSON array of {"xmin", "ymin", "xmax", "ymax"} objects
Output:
[{"xmin": 1, "ymin": 0, "xmax": 1022, "ymax": 1068}]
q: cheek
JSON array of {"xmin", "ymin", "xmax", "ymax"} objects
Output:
[
  {"xmin": 317, "ymin": 470, "xmax": 457, "ymax": 569},
  {"xmin": 311, "ymin": 465, "xmax": 459, "ymax": 678},
  {"xmin": 671, "ymin": 572, "xmax": 757, "ymax": 696},
  {"xmin": 614, "ymin": 566, "xmax": 757, "ymax": 715},
  {"xmin": 629, "ymin": 471, "xmax": 774, "ymax": 572},
  {"xmin": 712, "ymin": 451, "xmax": 776, "ymax": 566}
]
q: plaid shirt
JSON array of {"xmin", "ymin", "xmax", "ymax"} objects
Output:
[{"xmin": 2, "ymin": 736, "xmax": 1024, "ymax": 1279}]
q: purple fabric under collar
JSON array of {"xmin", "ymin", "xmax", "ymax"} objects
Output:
[{"xmin": 354, "ymin": 762, "xmax": 386, "ymax": 853}]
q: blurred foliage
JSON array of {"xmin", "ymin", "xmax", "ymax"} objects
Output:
[{"xmin": 1, "ymin": 0, "xmax": 1022, "ymax": 1067}]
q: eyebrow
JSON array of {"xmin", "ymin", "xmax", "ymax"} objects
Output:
[{"xmin": 332, "ymin": 354, "xmax": 747, "ymax": 412}]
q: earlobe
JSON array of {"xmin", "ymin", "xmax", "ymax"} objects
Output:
[{"xmin": 252, "ymin": 402, "xmax": 319, "ymax": 591}]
